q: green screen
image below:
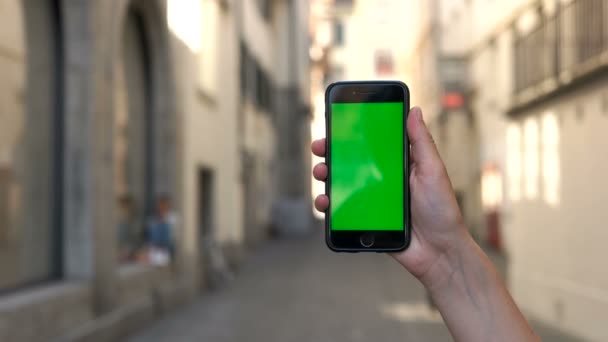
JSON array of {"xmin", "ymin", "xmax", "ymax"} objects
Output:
[{"xmin": 330, "ymin": 102, "xmax": 404, "ymax": 231}]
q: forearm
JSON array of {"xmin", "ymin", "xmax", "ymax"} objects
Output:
[{"xmin": 422, "ymin": 233, "xmax": 539, "ymax": 342}]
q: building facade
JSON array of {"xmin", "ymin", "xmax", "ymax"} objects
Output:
[
  {"xmin": 309, "ymin": 0, "xmax": 334, "ymax": 210},
  {"xmin": 0, "ymin": 0, "xmax": 311, "ymax": 340},
  {"xmin": 320, "ymin": 0, "xmax": 483, "ymax": 243},
  {"xmin": 328, "ymin": 0, "xmax": 416, "ymax": 83},
  {"xmin": 405, "ymin": 0, "xmax": 484, "ymax": 242},
  {"xmin": 447, "ymin": 0, "xmax": 608, "ymax": 340},
  {"xmin": 402, "ymin": 0, "xmax": 608, "ymax": 339},
  {"xmin": 237, "ymin": 0, "xmax": 312, "ymax": 245}
]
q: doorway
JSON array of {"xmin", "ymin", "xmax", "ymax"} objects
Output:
[
  {"xmin": 198, "ymin": 168, "xmax": 214, "ymax": 241},
  {"xmin": 198, "ymin": 168, "xmax": 214, "ymax": 288}
]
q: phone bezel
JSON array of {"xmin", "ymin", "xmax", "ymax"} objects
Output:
[{"xmin": 325, "ymin": 80, "xmax": 411, "ymax": 252}]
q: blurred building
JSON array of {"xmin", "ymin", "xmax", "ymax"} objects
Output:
[
  {"xmin": 327, "ymin": 0, "xmax": 415, "ymax": 83},
  {"xmin": 0, "ymin": 0, "xmax": 310, "ymax": 340},
  {"xmin": 318, "ymin": 1, "xmax": 482, "ymax": 239},
  {"xmin": 406, "ymin": 0, "xmax": 484, "ymax": 243},
  {"xmin": 311, "ymin": 0, "xmax": 608, "ymax": 339},
  {"xmin": 468, "ymin": 0, "xmax": 608, "ymax": 340},
  {"xmin": 310, "ymin": 0, "xmax": 427, "ymax": 216},
  {"xmin": 309, "ymin": 0, "xmax": 336, "ymax": 212},
  {"xmin": 412, "ymin": 0, "xmax": 608, "ymax": 340}
]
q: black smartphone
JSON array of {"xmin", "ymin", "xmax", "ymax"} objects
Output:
[{"xmin": 325, "ymin": 81, "xmax": 411, "ymax": 252}]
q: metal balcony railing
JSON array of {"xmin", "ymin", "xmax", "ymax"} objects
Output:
[{"xmin": 514, "ymin": 0, "xmax": 608, "ymax": 94}]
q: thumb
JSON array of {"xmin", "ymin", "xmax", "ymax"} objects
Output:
[{"xmin": 407, "ymin": 107, "xmax": 443, "ymax": 172}]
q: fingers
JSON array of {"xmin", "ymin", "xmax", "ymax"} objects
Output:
[
  {"xmin": 407, "ymin": 107, "xmax": 443, "ymax": 172},
  {"xmin": 312, "ymin": 163, "xmax": 327, "ymax": 181},
  {"xmin": 311, "ymin": 140, "xmax": 328, "ymax": 212},
  {"xmin": 314, "ymin": 195, "xmax": 329, "ymax": 212},
  {"xmin": 311, "ymin": 138, "xmax": 326, "ymax": 157}
]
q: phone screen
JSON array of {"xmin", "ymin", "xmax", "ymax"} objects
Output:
[{"xmin": 330, "ymin": 102, "xmax": 404, "ymax": 231}]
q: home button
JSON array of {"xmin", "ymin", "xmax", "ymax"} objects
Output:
[{"xmin": 359, "ymin": 233, "xmax": 375, "ymax": 248}]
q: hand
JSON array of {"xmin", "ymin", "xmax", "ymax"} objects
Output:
[
  {"xmin": 314, "ymin": 107, "xmax": 540, "ymax": 341},
  {"xmin": 312, "ymin": 107, "xmax": 470, "ymax": 288}
]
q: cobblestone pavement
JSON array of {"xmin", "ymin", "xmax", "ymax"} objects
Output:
[{"xmin": 129, "ymin": 234, "xmax": 584, "ymax": 342}]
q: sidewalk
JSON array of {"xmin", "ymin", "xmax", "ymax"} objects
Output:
[{"xmin": 128, "ymin": 234, "xmax": 583, "ymax": 342}]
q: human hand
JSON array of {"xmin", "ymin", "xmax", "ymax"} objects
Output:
[{"xmin": 312, "ymin": 107, "xmax": 470, "ymax": 288}]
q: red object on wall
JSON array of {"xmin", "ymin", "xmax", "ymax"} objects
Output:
[{"xmin": 442, "ymin": 92, "xmax": 465, "ymax": 109}]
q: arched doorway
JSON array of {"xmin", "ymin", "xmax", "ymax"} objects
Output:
[
  {"xmin": 114, "ymin": 2, "xmax": 175, "ymax": 264},
  {"xmin": 0, "ymin": 0, "xmax": 64, "ymax": 290},
  {"xmin": 115, "ymin": 7, "xmax": 154, "ymax": 262}
]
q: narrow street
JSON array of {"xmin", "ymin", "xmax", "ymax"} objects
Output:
[{"xmin": 128, "ymin": 232, "xmax": 581, "ymax": 342}]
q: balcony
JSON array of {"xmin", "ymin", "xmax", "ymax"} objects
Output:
[{"xmin": 512, "ymin": 0, "xmax": 608, "ymax": 111}]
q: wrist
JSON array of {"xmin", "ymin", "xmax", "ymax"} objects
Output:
[{"xmin": 418, "ymin": 228, "xmax": 476, "ymax": 291}]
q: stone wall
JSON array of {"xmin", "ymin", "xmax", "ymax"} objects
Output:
[{"xmin": 0, "ymin": 1, "xmax": 189, "ymax": 340}]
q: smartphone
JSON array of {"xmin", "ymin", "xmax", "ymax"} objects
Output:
[{"xmin": 325, "ymin": 81, "xmax": 411, "ymax": 252}]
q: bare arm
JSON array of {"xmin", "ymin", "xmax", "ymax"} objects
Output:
[
  {"xmin": 420, "ymin": 233, "xmax": 539, "ymax": 341},
  {"xmin": 312, "ymin": 107, "xmax": 539, "ymax": 342}
]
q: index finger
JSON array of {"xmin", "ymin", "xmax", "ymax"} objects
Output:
[{"xmin": 311, "ymin": 138, "xmax": 326, "ymax": 157}]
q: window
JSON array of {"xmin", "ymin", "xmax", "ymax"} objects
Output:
[
  {"xmin": 0, "ymin": 0, "xmax": 62, "ymax": 290},
  {"xmin": 240, "ymin": 42, "xmax": 273, "ymax": 114},
  {"xmin": 257, "ymin": 0, "xmax": 273, "ymax": 22},
  {"xmin": 481, "ymin": 164, "xmax": 503, "ymax": 210},
  {"xmin": 255, "ymin": 65, "xmax": 264, "ymax": 108},
  {"xmin": 115, "ymin": 9, "xmax": 155, "ymax": 263},
  {"xmin": 255, "ymin": 64, "xmax": 273, "ymax": 113},
  {"xmin": 541, "ymin": 112, "xmax": 560, "ymax": 206},
  {"xmin": 335, "ymin": 0, "xmax": 354, "ymax": 7},
  {"xmin": 506, "ymin": 123, "xmax": 522, "ymax": 202},
  {"xmin": 240, "ymin": 42, "xmax": 248, "ymax": 95},
  {"xmin": 334, "ymin": 20, "xmax": 344, "ymax": 46},
  {"xmin": 523, "ymin": 118, "xmax": 539, "ymax": 199}
]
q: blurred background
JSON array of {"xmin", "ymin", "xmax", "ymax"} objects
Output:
[{"xmin": 0, "ymin": 0, "xmax": 606, "ymax": 341}]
